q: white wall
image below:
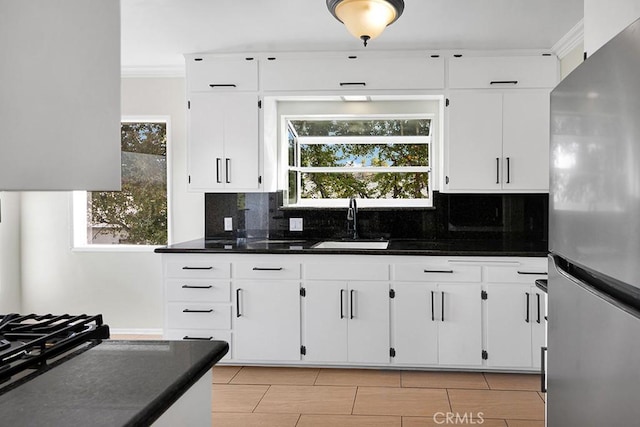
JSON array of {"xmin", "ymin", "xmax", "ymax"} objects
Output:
[
  {"xmin": 0, "ymin": 192, "xmax": 22, "ymax": 312},
  {"xmin": 584, "ymin": 0, "xmax": 640, "ymax": 56},
  {"xmin": 19, "ymin": 77, "xmax": 199, "ymax": 330}
]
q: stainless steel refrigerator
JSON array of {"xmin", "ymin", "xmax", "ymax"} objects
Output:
[{"xmin": 549, "ymin": 17, "xmax": 640, "ymax": 427}]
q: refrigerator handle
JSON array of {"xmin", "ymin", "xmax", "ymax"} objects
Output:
[
  {"xmin": 525, "ymin": 292, "xmax": 530, "ymax": 323},
  {"xmin": 541, "ymin": 346, "xmax": 548, "ymax": 393}
]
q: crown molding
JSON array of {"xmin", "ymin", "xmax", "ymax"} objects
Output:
[
  {"xmin": 121, "ymin": 65, "xmax": 185, "ymax": 78},
  {"xmin": 552, "ymin": 19, "xmax": 584, "ymax": 59}
]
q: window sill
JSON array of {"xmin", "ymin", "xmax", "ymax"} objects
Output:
[{"xmin": 72, "ymin": 245, "xmax": 163, "ymax": 253}]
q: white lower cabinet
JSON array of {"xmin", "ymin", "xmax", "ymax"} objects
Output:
[
  {"xmin": 303, "ymin": 281, "xmax": 390, "ymax": 364},
  {"xmin": 393, "ymin": 282, "xmax": 482, "ymax": 366},
  {"xmin": 484, "ymin": 263, "xmax": 548, "ymax": 369},
  {"xmin": 161, "ymin": 254, "xmax": 546, "ymax": 370},
  {"xmin": 232, "ymin": 281, "xmax": 301, "ymax": 361}
]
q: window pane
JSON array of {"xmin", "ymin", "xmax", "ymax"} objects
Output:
[
  {"xmin": 87, "ymin": 122, "xmax": 167, "ymax": 245},
  {"xmin": 290, "ymin": 119, "xmax": 430, "ymax": 137},
  {"xmin": 287, "ymin": 126, "xmax": 297, "ymax": 167},
  {"xmin": 288, "ymin": 170, "xmax": 298, "ymax": 205},
  {"xmin": 301, "ymin": 143, "xmax": 428, "ymax": 167},
  {"xmin": 301, "ymin": 172, "xmax": 429, "ymax": 199}
]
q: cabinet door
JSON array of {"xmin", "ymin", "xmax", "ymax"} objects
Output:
[
  {"xmin": 485, "ymin": 284, "xmax": 533, "ymax": 368},
  {"xmin": 186, "ymin": 56, "xmax": 259, "ymax": 92},
  {"xmin": 233, "ymin": 281, "xmax": 300, "ymax": 361},
  {"xmin": 188, "ymin": 93, "xmax": 226, "ymax": 190},
  {"xmin": 223, "ymin": 93, "xmax": 260, "ymax": 190},
  {"xmin": 187, "ymin": 93, "xmax": 260, "ymax": 191},
  {"xmin": 531, "ymin": 288, "xmax": 547, "ymax": 369},
  {"xmin": 392, "ymin": 283, "xmax": 438, "ymax": 365},
  {"xmin": 347, "ymin": 282, "xmax": 390, "ymax": 364},
  {"xmin": 502, "ymin": 91, "xmax": 550, "ymax": 191},
  {"xmin": 437, "ymin": 283, "xmax": 482, "ymax": 366},
  {"xmin": 446, "ymin": 92, "xmax": 503, "ymax": 191},
  {"xmin": 303, "ymin": 281, "xmax": 348, "ymax": 362}
]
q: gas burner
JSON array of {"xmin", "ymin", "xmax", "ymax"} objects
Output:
[{"xmin": 0, "ymin": 313, "xmax": 109, "ymax": 393}]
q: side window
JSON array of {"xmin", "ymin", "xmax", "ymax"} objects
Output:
[{"xmin": 74, "ymin": 120, "xmax": 168, "ymax": 247}]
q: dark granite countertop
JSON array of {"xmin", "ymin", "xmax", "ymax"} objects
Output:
[
  {"xmin": 0, "ymin": 340, "xmax": 229, "ymax": 427},
  {"xmin": 155, "ymin": 238, "xmax": 548, "ymax": 257}
]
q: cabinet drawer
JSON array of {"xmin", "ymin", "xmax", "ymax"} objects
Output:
[
  {"xmin": 166, "ymin": 280, "xmax": 231, "ymax": 302},
  {"xmin": 164, "ymin": 329, "xmax": 232, "ymax": 360},
  {"xmin": 186, "ymin": 56, "xmax": 258, "ymax": 92},
  {"xmin": 167, "ymin": 303, "xmax": 231, "ymax": 330},
  {"xmin": 234, "ymin": 262, "xmax": 301, "ymax": 279},
  {"xmin": 165, "ymin": 258, "xmax": 231, "ymax": 279},
  {"xmin": 304, "ymin": 262, "xmax": 389, "ymax": 281},
  {"xmin": 486, "ymin": 265, "xmax": 547, "ymax": 283},
  {"xmin": 392, "ymin": 263, "xmax": 481, "ymax": 282},
  {"xmin": 449, "ymin": 56, "xmax": 558, "ymax": 89}
]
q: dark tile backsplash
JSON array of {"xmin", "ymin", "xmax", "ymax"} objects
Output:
[{"xmin": 204, "ymin": 192, "xmax": 548, "ymax": 245}]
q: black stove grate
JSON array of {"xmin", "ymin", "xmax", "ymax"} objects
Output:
[{"xmin": 0, "ymin": 313, "xmax": 110, "ymax": 386}]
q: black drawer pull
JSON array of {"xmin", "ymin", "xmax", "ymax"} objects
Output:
[
  {"xmin": 496, "ymin": 157, "xmax": 500, "ymax": 184},
  {"xmin": 536, "ymin": 293, "xmax": 541, "ymax": 324},
  {"xmin": 339, "ymin": 82, "xmax": 366, "ymax": 86},
  {"xmin": 340, "ymin": 289, "xmax": 345, "ymax": 319},
  {"xmin": 350, "ymin": 289, "xmax": 355, "ymax": 319},
  {"xmin": 525, "ymin": 292, "xmax": 530, "ymax": 323},
  {"xmin": 181, "ymin": 285, "xmax": 213, "ymax": 289},
  {"xmin": 182, "ymin": 266, "xmax": 213, "ymax": 270},
  {"xmin": 183, "ymin": 336, "xmax": 213, "ymax": 341},
  {"xmin": 431, "ymin": 291, "xmax": 435, "ymax": 321},
  {"xmin": 517, "ymin": 271, "xmax": 547, "ymax": 275},
  {"xmin": 182, "ymin": 309, "xmax": 213, "ymax": 313},
  {"xmin": 209, "ymin": 84, "xmax": 237, "ymax": 88},
  {"xmin": 490, "ymin": 80, "xmax": 518, "ymax": 85},
  {"xmin": 441, "ymin": 292, "xmax": 445, "ymax": 321},
  {"xmin": 424, "ymin": 269, "xmax": 453, "ymax": 274},
  {"xmin": 252, "ymin": 267, "xmax": 284, "ymax": 271},
  {"xmin": 236, "ymin": 288, "xmax": 242, "ymax": 317}
]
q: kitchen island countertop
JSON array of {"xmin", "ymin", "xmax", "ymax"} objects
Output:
[
  {"xmin": 155, "ymin": 238, "xmax": 548, "ymax": 257},
  {"xmin": 0, "ymin": 340, "xmax": 228, "ymax": 426}
]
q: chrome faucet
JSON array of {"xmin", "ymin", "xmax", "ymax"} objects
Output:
[{"xmin": 347, "ymin": 197, "xmax": 358, "ymax": 240}]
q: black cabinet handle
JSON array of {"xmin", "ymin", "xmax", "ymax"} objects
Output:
[
  {"xmin": 441, "ymin": 292, "xmax": 445, "ymax": 322},
  {"xmin": 236, "ymin": 288, "xmax": 242, "ymax": 317},
  {"xmin": 525, "ymin": 292, "xmax": 530, "ymax": 323},
  {"xmin": 496, "ymin": 157, "xmax": 500, "ymax": 184},
  {"xmin": 490, "ymin": 80, "xmax": 518, "ymax": 85},
  {"xmin": 209, "ymin": 84, "xmax": 237, "ymax": 88},
  {"xmin": 424, "ymin": 269, "xmax": 453, "ymax": 273},
  {"xmin": 252, "ymin": 267, "xmax": 284, "ymax": 271},
  {"xmin": 517, "ymin": 271, "xmax": 547, "ymax": 275},
  {"xmin": 506, "ymin": 157, "xmax": 511, "ymax": 184},
  {"xmin": 431, "ymin": 291, "xmax": 435, "ymax": 321},
  {"xmin": 541, "ymin": 346, "xmax": 548, "ymax": 392},
  {"xmin": 182, "ymin": 309, "xmax": 213, "ymax": 313},
  {"xmin": 181, "ymin": 285, "xmax": 213, "ymax": 289},
  {"xmin": 340, "ymin": 289, "xmax": 345, "ymax": 319},
  {"xmin": 350, "ymin": 289, "xmax": 355, "ymax": 319},
  {"xmin": 216, "ymin": 158, "xmax": 222, "ymax": 183},
  {"xmin": 225, "ymin": 158, "xmax": 231, "ymax": 183},
  {"xmin": 183, "ymin": 336, "xmax": 213, "ymax": 341},
  {"xmin": 182, "ymin": 266, "xmax": 213, "ymax": 270},
  {"xmin": 536, "ymin": 293, "xmax": 541, "ymax": 324},
  {"xmin": 339, "ymin": 82, "xmax": 366, "ymax": 87}
]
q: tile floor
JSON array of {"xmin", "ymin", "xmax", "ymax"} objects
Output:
[
  {"xmin": 211, "ymin": 366, "xmax": 545, "ymax": 427},
  {"xmin": 110, "ymin": 335, "xmax": 545, "ymax": 426}
]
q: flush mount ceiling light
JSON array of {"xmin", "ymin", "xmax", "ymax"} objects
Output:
[{"xmin": 327, "ymin": 0, "xmax": 404, "ymax": 47}]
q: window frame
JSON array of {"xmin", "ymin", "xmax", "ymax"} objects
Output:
[
  {"xmin": 283, "ymin": 113, "xmax": 434, "ymax": 208},
  {"xmin": 72, "ymin": 116, "xmax": 171, "ymax": 251}
]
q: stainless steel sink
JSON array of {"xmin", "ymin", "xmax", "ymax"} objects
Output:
[{"xmin": 312, "ymin": 240, "xmax": 389, "ymax": 250}]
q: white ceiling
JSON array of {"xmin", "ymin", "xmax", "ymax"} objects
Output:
[{"xmin": 121, "ymin": 0, "xmax": 584, "ymax": 71}]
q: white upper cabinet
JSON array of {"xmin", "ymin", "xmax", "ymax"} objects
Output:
[
  {"xmin": 0, "ymin": 0, "xmax": 120, "ymax": 191},
  {"xmin": 445, "ymin": 90, "xmax": 551, "ymax": 192},
  {"xmin": 261, "ymin": 54, "xmax": 445, "ymax": 91},
  {"xmin": 448, "ymin": 55, "xmax": 558, "ymax": 89},
  {"xmin": 185, "ymin": 55, "xmax": 259, "ymax": 92},
  {"xmin": 187, "ymin": 93, "xmax": 260, "ymax": 191}
]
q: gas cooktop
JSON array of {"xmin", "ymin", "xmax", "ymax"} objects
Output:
[{"xmin": 0, "ymin": 313, "xmax": 110, "ymax": 395}]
